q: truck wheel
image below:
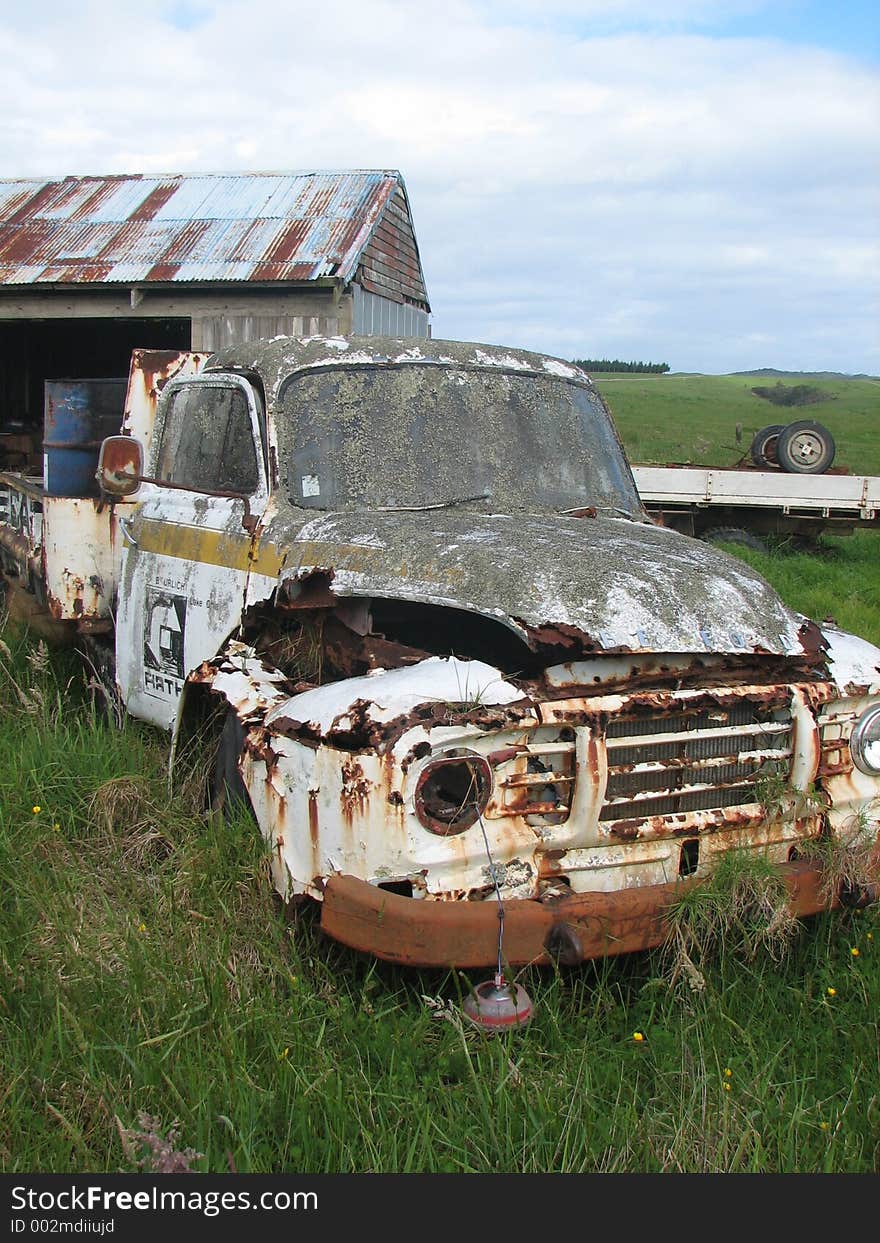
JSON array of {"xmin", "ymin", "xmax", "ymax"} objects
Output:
[
  {"xmin": 78, "ymin": 635, "xmax": 122, "ymax": 725},
  {"xmin": 776, "ymin": 420, "xmax": 835, "ymax": 475},
  {"xmin": 210, "ymin": 709, "xmax": 256, "ymax": 822},
  {"xmin": 750, "ymin": 424, "xmax": 784, "ymax": 468},
  {"xmin": 702, "ymin": 526, "xmax": 768, "ymax": 553}
]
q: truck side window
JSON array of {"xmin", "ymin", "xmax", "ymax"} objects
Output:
[{"xmin": 155, "ymin": 385, "xmax": 259, "ymax": 494}]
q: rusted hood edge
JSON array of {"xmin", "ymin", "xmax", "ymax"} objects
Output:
[{"xmin": 266, "ymin": 507, "xmax": 810, "ymax": 657}]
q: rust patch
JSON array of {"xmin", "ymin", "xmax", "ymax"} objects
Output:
[
  {"xmin": 487, "ymin": 744, "xmax": 529, "ymax": 767},
  {"xmin": 607, "ymin": 805, "xmax": 767, "ymax": 841},
  {"xmin": 247, "ymin": 728, "xmax": 279, "ymax": 771},
  {"xmin": 320, "ymin": 614, "xmax": 430, "ymax": 679},
  {"xmin": 799, "ymin": 617, "xmax": 829, "ymax": 660},
  {"xmin": 401, "ymin": 740, "xmax": 431, "ymax": 773},
  {"xmin": 308, "ymin": 790, "xmax": 319, "ymax": 854},
  {"xmin": 537, "ymin": 848, "xmax": 567, "ymax": 877},
  {"xmin": 130, "ymin": 182, "xmax": 178, "ymax": 222},
  {"xmin": 279, "ymin": 569, "xmax": 338, "ymax": 610},
  {"xmin": 340, "ymin": 758, "xmax": 371, "ymax": 822},
  {"xmin": 515, "ymin": 618, "xmax": 604, "ymax": 653}
]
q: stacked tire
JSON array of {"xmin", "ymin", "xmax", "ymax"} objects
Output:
[{"xmin": 750, "ymin": 421, "xmax": 835, "ymax": 474}]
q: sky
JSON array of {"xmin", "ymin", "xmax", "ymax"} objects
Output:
[{"xmin": 0, "ymin": 0, "xmax": 878, "ymax": 374}]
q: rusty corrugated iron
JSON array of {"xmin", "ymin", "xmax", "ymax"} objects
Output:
[{"xmin": 0, "ymin": 171, "xmax": 427, "ymax": 301}]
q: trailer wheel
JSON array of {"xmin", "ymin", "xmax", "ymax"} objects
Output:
[
  {"xmin": 776, "ymin": 420, "xmax": 835, "ymax": 475},
  {"xmin": 750, "ymin": 424, "xmax": 784, "ymax": 468},
  {"xmin": 702, "ymin": 526, "xmax": 768, "ymax": 553},
  {"xmin": 210, "ymin": 709, "xmax": 257, "ymax": 822}
]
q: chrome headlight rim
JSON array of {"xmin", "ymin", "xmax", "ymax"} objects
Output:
[{"xmin": 850, "ymin": 703, "xmax": 880, "ymax": 776}]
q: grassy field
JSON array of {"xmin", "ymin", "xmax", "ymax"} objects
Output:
[
  {"xmin": 1, "ymin": 374, "xmax": 879, "ymax": 1174},
  {"xmin": 595, "ymin": 372, "xmax": 880, "ymax": 474}
]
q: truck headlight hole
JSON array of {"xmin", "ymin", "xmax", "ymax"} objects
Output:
[{"xmin": 415, "ymin": 750, "xmax": 492, "ymax": 835}]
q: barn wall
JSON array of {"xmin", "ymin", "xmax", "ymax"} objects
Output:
[
  {"xmin": 356, "ymin": 188, "xmax": 429, "ymax": 310},
  {"xmin": 351, "ymin": 285, "xmax": 428, "ymax": 337}
]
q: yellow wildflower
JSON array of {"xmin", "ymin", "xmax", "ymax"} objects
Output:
[
  {"xmin": 52, "ymin": 823, "xmax": 60, "ymax": 832},
  {"xmin": 632, "ymin": 1031, "xmax": 645, "ymax": 1043},
  {"xmin": 137, "ymin": 922, "xmax": 146, "ymax": 933},
  {"xmin": 820, "ymin": 1121, "xmax": 830, "ymax": 1131},
  {"xmin": 723, "ymin": 1082, "xmax": 732, "ymax": 1092},
  {"xmin": 32, "ymin": 805, "xmax": 41, "ymax": 814},
  {"xmin": 724, "ymin": 1067, "xmax": 733, "ymax": 1077},
  {"xmin": 850, "ymin": 947, "xmax": 860, "ymax": 957},
  {"xmin": 827, "ymin": 987, "xmax": 836, "ymax": 996}
]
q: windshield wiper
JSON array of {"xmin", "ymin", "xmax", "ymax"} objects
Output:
[{"xmin": 377, "ymin": 489, "xmax": 492, "ymax": 512}]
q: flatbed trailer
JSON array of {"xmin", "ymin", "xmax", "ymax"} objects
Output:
[{"xmin": 632, "ymin": 463, "xmax": 880, "ymax": 546}]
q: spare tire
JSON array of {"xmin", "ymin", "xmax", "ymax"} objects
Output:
[
  {"xmin": 776, "ymin": 420, "xmax": 835, "ymax": 474},
  {"xmin": 750, "ymin": 424, "xmax": 784, "ymax": 468}
]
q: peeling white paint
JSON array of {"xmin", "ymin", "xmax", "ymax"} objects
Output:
[
  {"xmin": 265, "ymin": 656, "xmax": 523, "ymax": 733},
  {"xmin": 473, "ymin": 348, "xmax": 533, "ymax": 371},
  {"xmin": 542, "ymin": 359, "xmax": 582, "ymax": 379},
  {"xmin": 822, "ymin": 624, "xmax": 880, "ymax": 694}
]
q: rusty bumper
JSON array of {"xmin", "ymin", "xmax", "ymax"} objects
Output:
[{"xmin": 320, "ymin": 862, "xmax": 876, "ymax": 968}]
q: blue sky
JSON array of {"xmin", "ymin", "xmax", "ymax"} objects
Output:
[
  {"xmin": 701, "ymin": 1, "xmax": 879, "ymax": 61},
  {"xmin": 1, "ymin": 1, "xmax": 878, "ymax": 373},
  {"xmin": 486, "ymin": 0, "xmax": 879, "ymax": 59}
]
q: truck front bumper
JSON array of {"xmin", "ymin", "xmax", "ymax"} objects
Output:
[{"xmin": 320, "ymin": 862, "xmax": 878, "ymax": 968}]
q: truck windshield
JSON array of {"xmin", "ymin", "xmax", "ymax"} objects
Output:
[{"xmin": 278, "ymin": 364, "xmax": 642, "ymax": 516}]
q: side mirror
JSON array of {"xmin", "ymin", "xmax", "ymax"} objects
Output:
[{"xmin": 96, "ymin": 436, "xmax": 144, "ymax": 497}]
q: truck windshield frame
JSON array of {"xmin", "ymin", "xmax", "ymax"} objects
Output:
[{"xmin": 277, "ymin": 362, "xmax": 642, "ymax": 516}]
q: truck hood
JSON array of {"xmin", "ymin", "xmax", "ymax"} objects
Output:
[{"xmin": 267, "ymin": 508, "xmax": 810, "ymax": 657}]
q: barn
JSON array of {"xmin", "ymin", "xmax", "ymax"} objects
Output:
[{"xmin": 0, "ymin": 169, "xmax": 431, "ymax": 465}]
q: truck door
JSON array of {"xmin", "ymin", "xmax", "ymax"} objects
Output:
[{"xmin": 115, "ymin": 374, "xmax": 269, "ymax": 730}]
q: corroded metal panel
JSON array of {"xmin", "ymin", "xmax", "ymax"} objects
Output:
[
  {"xmin": 0, "ymin": 172, "xmax": 429, "ymax": 305},
  {"xmin": 41, "ymin": 497, "xmax": 122, "ymax": 620},
  {"xmin": 318, "ymin": 861, "xmax": 844, "ymax": 968},
  {"xmin": 120, "ymin": 349, "xmax": 208, "ymax": 464}
]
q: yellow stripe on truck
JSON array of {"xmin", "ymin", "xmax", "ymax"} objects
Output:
[{"xmin": 135, "ymin": 517, "xmax": 286, "ymax": 577}]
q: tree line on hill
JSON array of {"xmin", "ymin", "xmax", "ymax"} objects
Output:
[{"xmin": 572, "ymin": 359, "xmax": 670, "ymax": 374}]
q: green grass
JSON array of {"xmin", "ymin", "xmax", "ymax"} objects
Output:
[
  {"xmin": 2, "ymin": 371, "xmax": 880, "ymax": 1173},
  {"xmin": 711, "ymin": 529, "xmax": 880, "ymax": 648}
]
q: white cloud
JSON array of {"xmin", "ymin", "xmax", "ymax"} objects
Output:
[{"xmin": 0, "ymin": 0, "xmax": 877, "ymax": 372}]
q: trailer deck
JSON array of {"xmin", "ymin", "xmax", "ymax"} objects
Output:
[{"xmin": 632, "ymin": 463, "xmax": 880, "ymax": 542}]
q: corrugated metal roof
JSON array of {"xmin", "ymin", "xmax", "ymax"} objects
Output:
[{"xmin": 0, "ymin": 171, "xmax": 412, "ymax": 288}]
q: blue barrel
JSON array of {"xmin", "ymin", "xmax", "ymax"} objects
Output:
[{"xmin": 44, "ymin": 379, "xmax": 127, "ymax": 496}]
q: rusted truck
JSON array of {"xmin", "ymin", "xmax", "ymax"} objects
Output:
[{"xmin": 1, "ymin": 336, "xmax": 879, "ymax": 968}]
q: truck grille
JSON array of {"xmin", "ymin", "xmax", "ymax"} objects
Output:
[
  {"xmin": 600, "ymin": 698, "xmax": 794, "ymax": 824},
  {"xmin": 487, "ymin": 730, "xmax": 576, "ymax": 824}
]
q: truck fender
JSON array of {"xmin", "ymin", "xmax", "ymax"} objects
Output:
[{"xmin": 168, "ymin": 639, "xmax": 293, "ymax": 796}]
